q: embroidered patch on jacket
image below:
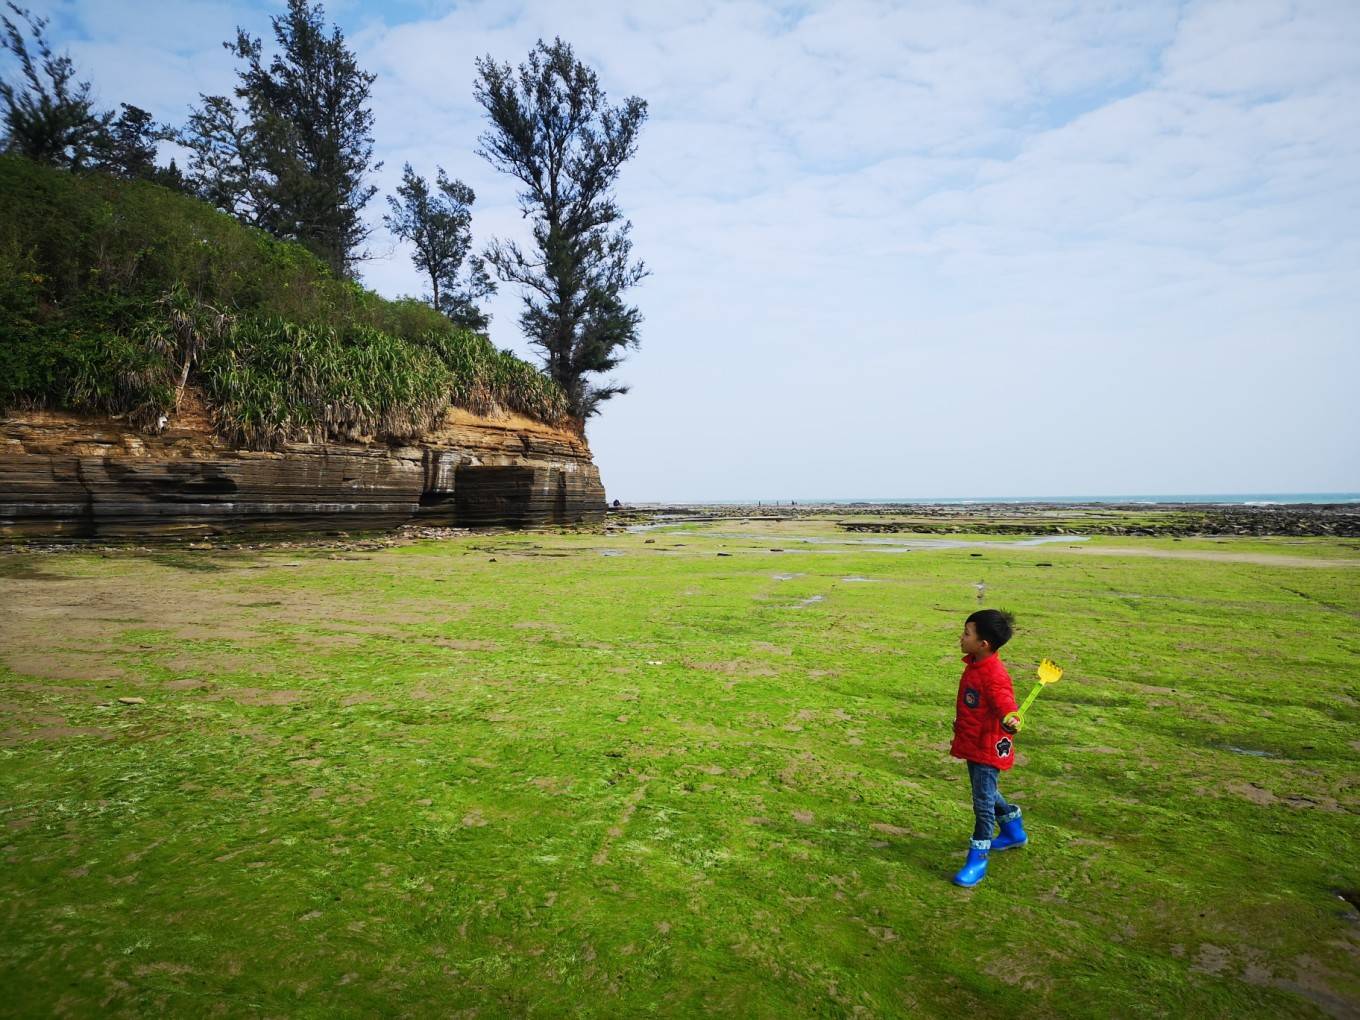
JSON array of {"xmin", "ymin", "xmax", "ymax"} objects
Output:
[
  {"xmin": 963, "ymin": 688, "xmax": 980, "ymax": 708},
  {"xmin": 995, "ymin": 737, "xmax": 1013, "ymax": 758}
]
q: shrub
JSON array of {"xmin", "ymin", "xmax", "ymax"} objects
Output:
[{"xmin": 0, "ymin": 156, "xmax": 572, "ymax": 444}]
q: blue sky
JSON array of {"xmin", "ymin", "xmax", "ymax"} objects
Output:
[{"xmin": 14, "ymin": 0, "xmax": 1360, "ymax": 499}]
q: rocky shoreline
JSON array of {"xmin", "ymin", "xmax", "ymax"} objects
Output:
[{"xmin": 605, "ymin": 502, "xmax": 1360, "ymax": 538}]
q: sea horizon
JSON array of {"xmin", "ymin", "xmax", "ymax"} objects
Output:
[{"xmin": 636, "ymin": 493, "xmax": 1360, "ymax": 507}]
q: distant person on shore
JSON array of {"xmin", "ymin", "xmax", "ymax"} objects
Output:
[{"xmin": 949, "ymin": 609, "xmax": 1025, "ymax": 888}]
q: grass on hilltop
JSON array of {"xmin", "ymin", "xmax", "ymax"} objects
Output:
[{"xmin": 0, "ymin": 156, "xmax": 568, "ymax": 446}]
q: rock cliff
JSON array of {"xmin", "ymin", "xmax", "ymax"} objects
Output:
[{"xmin": 0, "ymin": 394, "xmax": 605, "ymax": 540}]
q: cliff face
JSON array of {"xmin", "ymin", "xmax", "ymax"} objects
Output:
[{"xmin": 0, "ymin": 395, "xmax": 605, "ymax": 540}]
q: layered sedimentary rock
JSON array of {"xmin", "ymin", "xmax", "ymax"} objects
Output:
[{"xmin": 0, "ymin": 397, "xmax": 605, "ymax": 540}]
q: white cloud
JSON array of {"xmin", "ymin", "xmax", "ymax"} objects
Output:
[{"xmin": 13, "ymin": 0, "xmax": 1360, "ymax": 497}]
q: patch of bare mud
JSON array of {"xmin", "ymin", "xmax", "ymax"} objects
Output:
[
  {"xmin": 433, "ymin": 638, "xmax": 501, "ymax": 651},
  {"xmin": 751, "ymin": 642, "xmax": 792, "ymax": 656},
  {"xmin": 513, "ymin": 621, "xmax": 566, "ymax": 633},
  {"xmin": 157, "ymin": 653, "xmax": 270, "ymax": 676},
  {"xmin": 688, "ymin": 660, "xmax": 777, "ymax": 677},
  {"xmin": 1272, "ymin": 954, "xmax": 1360, "ymax": 1018},
  {"xmin": 6, "ymin": 681, "xmax": 115, "ymax": 703},
  {"xmin": 163, "ymin": 678, "xmax": 208, "ymax": 691},
  {"xmin": 1192, "ymin": 944, "xmax": 1232, "ymax": 975},
  {"xmin": 1126, "ymin": 682, "xmax": 1179, "ymax": 696},
  {"xmin": 869, "ymin": 822, "xmax": 913, "ymax": 837},
  {"xmin": 1, "ymin": 652, "xmax": 125, "ymax": 682},
  {"xmin": 164, "ymin": 624, "xmax": 263, "ymax": 643},
  {"xmin": 1068, "ymin": 547, "xmax": 1360, "ymax": 569},
  {"xmin": 1, "ymin": 723, "xmax": 111, "ymax": 744},
  {"xmin": 289, "ymin": 632, "xmax": 367, "ymax": 649},
  {"xmin": 0, "ymin": 573, "xmax": 298, "ymax": 671},
  {"xmin": 207, "ymin": 688, "xmax": 307, "ymax": 707},
  {"xmin": 980, "ymin": 954, "xmax": 1051, "ymax": 992},
  {"xmin": 1224, "ymin": 782, "xmax": 1344, "ymax": 812}
]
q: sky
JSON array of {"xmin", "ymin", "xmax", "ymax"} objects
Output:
[{"xmin": 14, "ymin": 0, "xmax": 1360, "ymax": 500}]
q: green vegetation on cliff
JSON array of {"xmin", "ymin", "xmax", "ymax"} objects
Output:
[{"xmin": 0, "ymin": 157, "xmax": 569, "ymax": 445}]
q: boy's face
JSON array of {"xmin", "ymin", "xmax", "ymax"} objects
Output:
[{"xmin": 960, "ymin": 621, "xmax": 990, "ymax": 659}]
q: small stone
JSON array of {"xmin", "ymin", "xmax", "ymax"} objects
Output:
[{"xmin": 117, "ymin": 697, "xmax": 145, "ymax": 705}]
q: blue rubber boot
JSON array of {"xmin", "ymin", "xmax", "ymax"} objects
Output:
[
  {"xmin": 952, "ymin": 840, "xmax": 989, "ymax": 887},
  {"xmin": 991, "ymin": 809, "xmax": 1028, "ymax": 852}
]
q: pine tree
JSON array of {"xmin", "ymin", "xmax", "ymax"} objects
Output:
[
  {"xmin": 181, "ymin": 0, "xmax": 379, "ymax": 278},
  {"xmin": 475, "ymin": 38, "xmax": 648, "ymax": 419},
  {"xmin": 384, "ymin": 163, "xmax": 495, "ymax": 333},
  {"xmin": 0, "ymin": 3, "xmax": 108, "ymax": 168}
]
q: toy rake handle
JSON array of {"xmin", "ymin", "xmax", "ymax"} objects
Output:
[{"xmin": 1017, "ymin": 684, "xmax": 1044, "ymax": 718}]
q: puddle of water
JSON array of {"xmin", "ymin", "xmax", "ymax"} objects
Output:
[
  {"xmin": 772, "ymin": 573, "xmax": 804, "ymax": 581},
  {"xmin": 841, "ymin": 576, "xmax": 882, "ymax": 583},
  {"xmin": 792, "ymin": 595, "xmax": 825, "ymax": 608},
  {"xmin": 1222, "ymin": 745, "xmax": 1279, "ymax": 758},
  {"xmin": 624, "ymin": 518, "xmax": 712, "ymax": 533},
  {"xmin": 598, "ymin": 549, "xmax": 625, "ymax": 557}
]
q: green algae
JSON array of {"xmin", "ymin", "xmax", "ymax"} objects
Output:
[{"xmin": 0, "ymin": 524, "xmax": 1357, "ymax": 1016}]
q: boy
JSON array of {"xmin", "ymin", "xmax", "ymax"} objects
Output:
[{"xmin": 950, "ymin": 608, "xmax": 1026, "ymax": 888}]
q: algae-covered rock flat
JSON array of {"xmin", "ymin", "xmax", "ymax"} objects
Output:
[{"xmin": 2, "ymin": 523, "xmax": 1358, "ymax": 1016}]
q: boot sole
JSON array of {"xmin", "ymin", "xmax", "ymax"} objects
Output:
[{"xmin": 991, "ymin": 840, "xmax": 1028, "ymax": 851}]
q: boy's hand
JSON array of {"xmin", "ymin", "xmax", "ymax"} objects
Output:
[{"xmin": 1002, "ymin": 712, "xmax": 1022, "ymax": 734}]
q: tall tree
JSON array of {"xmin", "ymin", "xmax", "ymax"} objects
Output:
[
  {"xmin": 0, "ymin": 3, "xmax": 108, "ymax": 167},
  {"xmin": 1, "ymin": 7, "xmax": 181, "ymax": 187},
  {"xmin": 91, "ymin": 103, "xmax": 177, "ymax": 183},
  {"xmin": 181, "ymin": 0, "xmax": 379, "ymax": 278},
  {"xmin": 384, "ymin": 163, "xmax": 496, "ymax": 333},
  {"xmin": 474, "ymin": 38, "xmax": 648, "ymax": 420}
]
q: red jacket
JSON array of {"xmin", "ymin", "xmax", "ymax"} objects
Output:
[{"xmin": 950, "ymin": 654, "xmax": 1020, "ymax": 769}]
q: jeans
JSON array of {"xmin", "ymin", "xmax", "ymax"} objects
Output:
[{"xmin": 968, "ymin": 761, "xmax": 1019, "ymax": 844}]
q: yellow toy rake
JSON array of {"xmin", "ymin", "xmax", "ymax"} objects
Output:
[{"xmin": 1017, "ymin": 658, "xmax": 1064, "ymax": 721}]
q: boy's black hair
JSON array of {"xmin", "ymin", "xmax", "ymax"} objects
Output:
[{"xmin": 966, "ymin": 608, "xmax": 1015, "ymax": 650}]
